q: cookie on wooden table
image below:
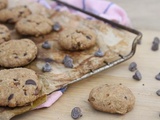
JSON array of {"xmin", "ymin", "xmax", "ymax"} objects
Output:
[
  {"xmin": 0, "ymin": 68, "xmax": 42, "ymax": 107},
  {"xmin": 0, "ymin": 0, "xmax": 7, "ymax": 10},
  {"xmin": 58, "ymin": 26, "xmax": 97, "ymax": 51},
  {"xmin": 0, "ymin": 24, "xmax": 10, "ymax": 44},
  {"xmin": 0, "ymin": 39, "xmax": 37, "ymax": 67},
  {"xmin": 0, "ymin": 5, "xmax": 31, "ymax": 23},
  {"xmin": 88, "ymin": 84, "xmax": 135, "ymax": 114},
  {"xmin": 15, "ymin": 14, "xmax": 53, "ymax": 36}
]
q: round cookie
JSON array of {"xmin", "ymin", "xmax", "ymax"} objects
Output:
[
  {"xmin": 0, "ymin": 24, "xmax": 10, "ymax": 44},
  {"xmin": 58, "ymin": 26, "xmax": 96, "ymax": 51},
  {"xmin": 0, "ymin": 5, "xmax": 31, "ymax": 23},
  {"xmin": 0, "ymin": 0, "xmax": 7, "ymax": 10},
  {"xmin": 88, "ymin": 84, "xmax": 135, "ymax": 114},
  {"xmin": 0, "ymin": 39, "xmax": 37, "ymax": 67},
  {"xmin": 15, "ymin": 14, "xmax": 53, "ymax": 36},
  {"xmin": 0, "ymin": 68, "xmax": 42, "ymax": 107}
]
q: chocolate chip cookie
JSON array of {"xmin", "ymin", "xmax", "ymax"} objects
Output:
[
  {"xmin": 0, "ymin": 5, "xmax": 31, "ymax": 23},
  {"xmin": 0, "ymin": 0, "xmax": 7, "ymax": 10},
  {"xmin": 0, "ymin": 39, "xmax": 37, "ymax": 67},
  {"xmin": 0, "ymin": 68, "xmax": 42, "ymax": 107},
  {"xmin": 15, "ymin": 14, "xmax": 53, "ymax": 36},
  {"xmin": 88, "ymin": 84, "xmax": 135, "ymax": 114},
  {"xmin": 0, "ymin": 24, "xmax": 10, "ymax": 44},
  {"xmin": 58, "ymin": 26, "xmax": 97, "ymax": 51}
]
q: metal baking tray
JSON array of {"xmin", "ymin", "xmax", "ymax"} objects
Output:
[{"xmin": 52, "ymin": 0, "xmax": 142, "ymax": 88}]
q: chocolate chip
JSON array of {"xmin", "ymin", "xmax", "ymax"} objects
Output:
[
  {"xmin": 156, "ymin": 89, "xmax": 160, "ymax": 96},
  {"xmin": 8, "ymin": 94, "xmax": 14, "ymax": 101},
  {"xmin": 94, "ymin": 49, "xmax": 104, "ymax": 57},
  {"xmin": 151, "ymin": 37, "xmax": 160, "ymax": 51},
  {"xmin": 62, "ymin": 55, "xmax": 73, "ymax": 68},
  {"xmin": 25, "ymin": 79, "xmax": 37, "ymax": 86},
  {"xmin": 86, "ymin": 35, "xmax": 91, "ymax": 40},
  {"xmin": 42, "ymin": 62, "xmax": 52, "ymax": 72},
  {"xmin": 153, "ymin": 37, "xmax": 160, "ymax": 44},
  {"xmin": 23, "ymin": 52, "xmax": 27, "ymax": 56},
  {"xmin": 44, "ymin": 58, "xmax": 54, "ymax": 63},
  {"xmin": 133, "ymin": 70, "xmax": 142, "ymax": 81},
  {"xmin": 42, "ymin": 41, "xmax": 51, "ymax": 49},
  {"xmin": 71, "ymin": 107, "xmax": 82, "ymax": 119},
  {"xmin": 155, "ymin": 73, "xmax": 160, "ymax": 80},
  {"xmin": 129, "ymin": 62, "xmax": 137, "ymax": 72},
  {"xmin": 53, "ymin": 22, "xmax": 62, "ymax": 32},
  {"xmin": 151, "ymin": 43, "xmax": 159, "ymax": 51}
]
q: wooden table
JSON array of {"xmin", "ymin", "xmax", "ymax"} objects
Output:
[{"xmin": 13, "ymin": 1, "xmax": 160, "ymax": 120}]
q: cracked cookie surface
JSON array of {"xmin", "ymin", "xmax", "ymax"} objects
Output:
[
  {"xmin": 0, "ymin": 68, "xmax": 42, "ymax": 107},
  {"xmin": 15, "ymin": 14, "xmax": 53, "ymax": 36},
  {"xmin": 0, "ymin": 5, "xmax": 31, "ymax": 23},
  {"xmin": 0, "ymin": 39, "xmax": 37, "ymax": 67},
  {"xmin": 0, "ymin": 24, "xmax": 10, "ymax": 44},
  {"xmin": 0, "ymin": 0, "xmax": 7, "ymax": 10},
  {"xmin": 58, "ymin": 26, "xmax": 97, "ymax": 51}
]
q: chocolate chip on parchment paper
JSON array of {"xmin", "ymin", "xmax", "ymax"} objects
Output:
[
  {"xmin": 42, "ymin": 62, "xmax": 52, "ymax": 72},
  {"xmin": 42, "ymin": 41, "xmax": 51, "ymax": 49},
  {"xmin": 71, "ymin": 107, "xmax": 83, "ymax": 119},
  {"xmin": 94, "ymin": 49, "xmax": 104, "ymax": 57},
  {"xmin": 63, "ymin": 55, "xmax": 73, "ymax": 68},
  {"xmin": 133, "ymin": 70, "xmax": 142, "ymax": 81},
  {"xmin": 129, "ymin": 62, "xmax": 137, "ymax": 72}
]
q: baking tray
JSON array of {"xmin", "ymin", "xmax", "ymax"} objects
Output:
[{"xmin": 52, "ymin": 0, "xmax": 142, "ymax": 88}]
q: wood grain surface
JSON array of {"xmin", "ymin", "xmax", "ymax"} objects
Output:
[{"xmin": 13, "ymin": 0, "xmax": 160, "ymax": 120}]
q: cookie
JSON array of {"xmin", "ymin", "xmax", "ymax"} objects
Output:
[
  {"xmin": 58, "ymin": 26, "xmax": 97, "ymax": 51},
  {"xmin": 15, "ymin": 14, "xmax": 53, "ymax": 36},
  {"xmin": 0, "ymin": 24, "xmax": 10, "ymax": 44},
  {"xmin": 0, "ymin": 68, "xmax": 42, "ymax": 107},
  {"xmin": 0, "ymin": 39, "xmax": 37, "ymax": 67},
  {"xmin": 88, "ymin": 84, "xmax": 135, "ymax": 114},
  {"xmin": 0, "ymin": 5, "xmax": 31, "ymax": 23},
  {"xmin": 0, "ymin": 0, "xmax": 7, "ymax": 10}
]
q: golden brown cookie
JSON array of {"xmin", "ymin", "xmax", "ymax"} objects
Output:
[
  {"xmin": 58, "ymin": 26, "xmax": 97, "ymax": 51},
  {"xmin": 15, "ymin": 14, "xmax": 53, "ymax": 36},
  {"xmin": 0, "ymin": 5, "xmax": 31, "ymax": 23},
  {"xmin": 88, "ymin": 84, "xmax": 135, "ymax": 114},
  {"xmin": 0, "ymin": 39, "xmax": 37, "ymax": 67},
  {"xmin": 0, "ymin": 68, "xmax": 42, "ymax": 107},
  {"xmin": 0, "ymin": 24, "xmax": 10, "ymax": 44},
  {"xmin": 0, "ymin": 0, "xmax": 7, "ymax": 10}
]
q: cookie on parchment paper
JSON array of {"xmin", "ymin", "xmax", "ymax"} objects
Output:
[
  {"xmin": 0, "ymin": 5, "xmax": 31, "ymax": 23},
  {"xmin": 0, "ymin": 68, "xmax": 42, "ymax": 107},
  {"xmin": 15, "ymin": 14, "xmax": 53, "ymax": 36},
  {"xmin": 0, "ymin": 24, "xmax": 10, "ymax": 44},
  {"xmin": 0, "ymin": 0, "xmax": 8, "ymax": 10},
  {"xmin": 0, "ymin": 39, "xmax": 37, "ymax": 67},
  {"xmin": 58, "ymin": 26, "xmax": 97, "ymax": 51}
]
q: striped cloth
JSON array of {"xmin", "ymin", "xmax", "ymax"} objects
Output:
[{"xmin": 33, "ymin": 0, "xmax": 131, "ymax": 109}]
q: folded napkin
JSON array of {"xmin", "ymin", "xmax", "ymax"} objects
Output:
[{"xmin": 33, "ymin": 0, "xmax": 131, "ymax": 109}]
